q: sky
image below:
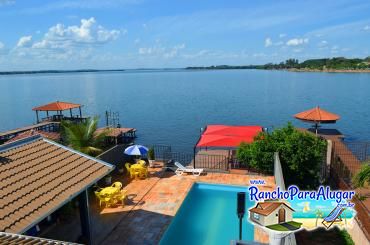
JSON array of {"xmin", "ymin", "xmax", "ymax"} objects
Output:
[{"xmin": 0, "ymin": 0, "xmax": 370, "ymax": 70}]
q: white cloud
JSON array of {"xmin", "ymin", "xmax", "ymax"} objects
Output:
[
  {"xmin": 31, "ymin": 17, "xmax": 121, "ymax": 50},
  {"xmin": 364, "ymin": 25, "xmax": 370, "ymax": 31},
  {"xmin": 286, "ymin": 38, "xmax": 309, "ymax": 46},
  {"xmin": 0, "ymin": 42, "xmax": 4, "ymax": 49},
  {"xmin": 264, "ymin": 37, "xmax": 284, "ymax": 47},
  {"xmin": 265, "ymin": 37, "xmax": 272, "ymax": 47},
  {"xmin": 279, "ymin": 33, "xmax": 286, "ymax": 38},
  {"xmin": 138, "ymin": 43, "xmax": 185, "ymax": 58},
  {"xmin": 164, "ymin": 44, "xmax": 185, "ymax": 58},
  {"xmin": 182, "ymin": 50, "xmax": 209, "ymax": 59},
  {"xmin": 17, "ymin": 36, "xmax": 32, "ymax": 48},
  {"xmin": 253, "ymin": 52, "xmax": 267, "ymax": 58},
  {"xmin": 11, "ymin": 17, "xmax": 121, "ymax": 61}
]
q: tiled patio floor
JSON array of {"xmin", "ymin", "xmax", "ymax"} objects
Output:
[{"xmin": 92, "ymin": 167, "xmax": 275, "ymax": 245}]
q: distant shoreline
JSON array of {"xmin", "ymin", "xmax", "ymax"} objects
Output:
[
  {"xmin": 287, "ymin": 68, "xmax": 370, "ymax": 73},
  {"xmin": 2, "ymin": 67, "xmax": 370, "ymax": 76},
  {"xmin": 185, "ymin": 66, "xmax": 370, "ymax": 73},
  {"xmin": 0, "ymin": 69, "xmax": 125, "ymax": 76}
]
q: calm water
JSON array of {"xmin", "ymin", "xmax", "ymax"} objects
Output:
[
  {"xmin": 160, "ymin": 183, "xmax": 254, "ymax": 245},
  {"xmin": 0, "ymin": 69, "xmax": 369, "ymax": 152}
]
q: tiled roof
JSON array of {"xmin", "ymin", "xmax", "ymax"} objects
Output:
[
  {"xmin": 6, "ymin": 130, "xmax": 60, "ymax": 143},
  {"xmin": 0, "ymin": 136, "xmax": 114, "ymax": 234},
  {"xmin": 0, "ymin": 231, "xmax": 79, "ymax": 244},
  {"xmin": 32, "ymin": 101, "xmax": 81, "ymax": 111},
  {"xmin": 249, "ymin": 202, "xmax": 294, "ymax": 216}
]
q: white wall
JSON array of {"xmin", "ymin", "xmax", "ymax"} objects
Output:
[{"xmin": 264, "ymin": 204, "xmax": 293, "ymax": 226}]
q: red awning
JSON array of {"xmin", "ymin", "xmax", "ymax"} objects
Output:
[
  {"xmin": 196, "ymin": 125, "xmax": 262, "ymax": 148},
  {"xmin": 32, "ymin": 101, "xmax": 81, "ymax": 111},
  {"xmin": 203, "ymin": 125, "xmax": 262, "ymax": 137}
]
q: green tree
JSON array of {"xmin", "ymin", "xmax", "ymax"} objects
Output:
[
  {"xmin": 352, "ymin": 164, "xmax": 370, "ymax": 188},
  {"xmin": 237, "ymin": 123, "xmax": 327, "ymax": 189},
  {"xmin": 61, "ymin": 116, "xmax": 108, "ymax": 156}
]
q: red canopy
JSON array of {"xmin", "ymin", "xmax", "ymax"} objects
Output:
[
  {"xmin": 196, "ymin": 125, "xmax": 262, "ymax": 148},
  {"xmin": 33, "ymin": 101, "xmax": 81, "ymax": 111}
]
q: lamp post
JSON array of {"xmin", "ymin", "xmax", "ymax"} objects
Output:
[{"xmin": 237, "ymin": 192, "xmax": 246, "ymax": 241}]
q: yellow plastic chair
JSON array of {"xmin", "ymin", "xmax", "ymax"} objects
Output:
[
  {"xmin": 138, "ymin": 160, "xmax": 146, "ymax": 167},
  {"xmin": 139, "ymin": 167, "xmax": 148, "ymax": 179},
  {"xmin": 111, "ymin": 182, "xmax": 122, "ymax": 190},
  {"xmin": 114, "ymin": 190, "xmax": 127, "ymax": 207},
  {"xmin": 94, "ymin": 191, "xmax": 111, "ymax": 208},
  {"xmin": 125, "ymin": 163, "xmax": 134, "ymax": 178}
]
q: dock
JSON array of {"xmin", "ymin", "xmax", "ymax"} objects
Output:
[
  {"xmin": 0, "ymin": 122, "xmax": 60, "ymax": 144},
  {"xmin": 96, "ymin": 127, "xmax": 136, "ymax": 144}
]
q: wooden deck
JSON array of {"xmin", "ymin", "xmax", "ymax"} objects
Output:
[
  {"xmin": 96, "ymin": 127, "xmax": 137, "ymax": 145},
  {"xmin": 0, "ymin": 122, "xmax": 60, "ymax": 143},
  {"xmin": 299, "ymin": 128, "xmax": 363, "ymax": 175}
]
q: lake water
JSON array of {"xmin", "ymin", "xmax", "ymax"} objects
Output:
[{"xmin": 0, "ymin": 69, "xmax": 369, "ymax": 152}]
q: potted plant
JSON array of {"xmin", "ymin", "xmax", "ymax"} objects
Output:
[
  {"xmin": 148, "ymin": 147, "xmax": 155, "ymax": 167},
  {"xmin": 105, "ymin": 174, "xmax": 112, "ymax": 185}
]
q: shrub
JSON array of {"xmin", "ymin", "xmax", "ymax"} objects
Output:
[
  {"xmin": 237, "ymin": 123, "xmax": 327, "ymax": 189},
  {"xmin": 148, "ymin": 147, "xmax": 155, "ymax": 160}
]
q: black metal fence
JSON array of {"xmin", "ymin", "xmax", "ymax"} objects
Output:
[
  {"xmin": 150, "ymin": 144, "xmax": 172, "ymax": 161},
  {"xmin": 344, "ymin": 141, "xmax": 370, "ymax": 162},
  {"xmin": 150, "ymin": 144, "xmax": 229, "ymax": 171},
  {"xmin": 331, "ymin": 141, "xmax": 370, "ymax": 186},
  {"xmin": 194, "ymin": 153, "xmax": 229, "ymax": 171}
]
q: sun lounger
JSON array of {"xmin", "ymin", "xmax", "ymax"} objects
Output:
[
  {"xmin": 322, "ymin": 205, "xmax": 345, "ymax": 229},
  {"xmin": 174, "ymin": 162, "xmax": 204, "ymax": 176}
]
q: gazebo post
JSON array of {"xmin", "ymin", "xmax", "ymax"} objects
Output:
[
  {"xmin": 79, "ymin": 106, "xmax": 82, "ymax": 118},
  {"xmin": 70, "ymin": 108, "xmax": 73, "ymax": 118},
  {"xmin": 78, "ymin": 189, "xmax": 92, "ymax": 245},
  {"xmin": 193, "ymin": 146, "xmax": 196, "ymax": 168},
  {"xmin": 35, "ymin": 110, "xmax": 40, "ymax": 123}
]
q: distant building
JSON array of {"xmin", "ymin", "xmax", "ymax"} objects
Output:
[{"xmin": 249, "ymin": 202, "xmax": 294, "ymax": 226}]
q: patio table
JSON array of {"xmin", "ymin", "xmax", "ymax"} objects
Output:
[{"xmin": 130, "ymin": 164, "xmax": 147, "ymax": 179}]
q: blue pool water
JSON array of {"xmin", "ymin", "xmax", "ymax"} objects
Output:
[{"xmin": 160, "ymin": 183, "xmax": 254, "ymax": 245}]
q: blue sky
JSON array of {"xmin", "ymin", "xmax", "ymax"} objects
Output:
[{"xmin": 0, "ymin": 0, "xmax": 370, "ymax": 70}]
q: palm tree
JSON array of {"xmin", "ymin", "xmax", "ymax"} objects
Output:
[
  {"xmin": 61, "ymin": 116, "xmax": 108, "ymax": 156},
  {"xmin": 352, "ymin": 164, "xmax": 370, "ymax": 188},
  {"xmin": 315, "ymin": 209, "xmax": 323, "ymax": 227}
]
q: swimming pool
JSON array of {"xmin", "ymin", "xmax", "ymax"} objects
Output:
[{"xmin": 160, "ymin": 183, "xmax": 254, "ymax": 245}]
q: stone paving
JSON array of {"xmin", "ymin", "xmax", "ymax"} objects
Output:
[{"xmin": 95, "ymin": 168, "xmax": 275, "ymax": 245}]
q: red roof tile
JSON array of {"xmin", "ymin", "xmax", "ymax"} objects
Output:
[
  {"xmin": 249, "ymin": 202, "xmax": 294, "ymax": 216},
  {"xmin": 0, "ymin": 136, "xmax": 113, "ymax": 233},
  {"xmin": 32, "ymin": 101, "xmax": 81, "ymax": 111}
]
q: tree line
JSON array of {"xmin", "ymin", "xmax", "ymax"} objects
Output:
[{"xmin": 186, "ymin": 57, "xmax": 370, "ymax": 70}]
